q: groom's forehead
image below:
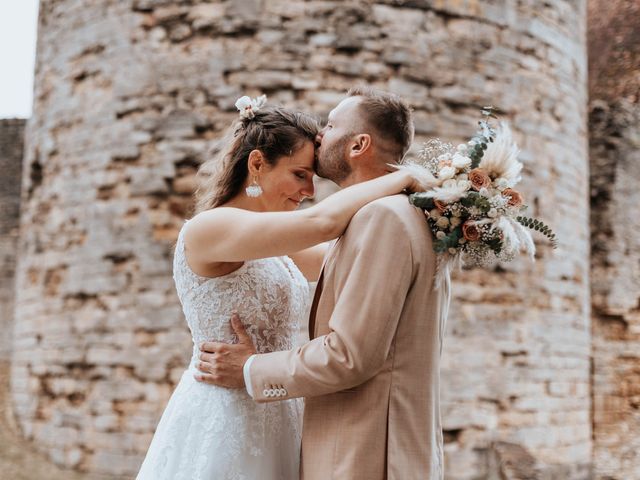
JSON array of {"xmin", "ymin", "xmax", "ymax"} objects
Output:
[{"xmin": 329, "ymin": 96, "xmax": 361, "ymax": 122}]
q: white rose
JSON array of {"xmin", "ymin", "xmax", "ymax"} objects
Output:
[
  {"xmin": 436, "ymin": 216, "xmax": 450, "ymax": 228},
  {"xmin": 458, "ymin": 237, "xmax": 467, "ymax": 244},
  {"xmin": 448, "ymin": 248, "xmax": 458, "ymax": 255},
  {"xmin": 456, "ymin": 143, "xmax": 468, "ymax": 153},
  {"xmin": 457, "ymin": 180, "xmax": 472, "ymax": 191},
  {"xmin": 488, "ymin": 208, "xmax": 498, "ymax": 218},
  {"xmin": 456, "ymin": 173, "xmax": 468, "ymax": 181},
  {"xmin": 429, "ymin": 209, "xmax": 442, "ymax": 219},
  {"xmin": 437, "ymin": 154, "xmax": 450, "ymax": 162},
  {"xmin": 438, "ymin": 166, "xmax": 456, "ymax": 180},
  {"xmin": 450, "ymin": 216, "xmax": 462, "ymax": 227},
  {"xmin": 442, "ymin": 179, "xmax": 457, "ymax": 189},
  {"xmin": 436, "ymin": 231, "xmax": 446, "ymax": 239},
  {"xmin": 452, "ymin": 153, "xmax": 471, "ymax": 170},
  {"xmin": 494, "ymin": 177, "xmax": 509, "ymax": 191},
  {"xmin": 490, "ymin": 193, "xmax": 504, "ymax": 204},
  {"xmin": 479, "ymin": 187, "xmax": 490, "ymax": 198}
]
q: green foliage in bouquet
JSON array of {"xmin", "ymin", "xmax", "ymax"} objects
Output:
[
  {"xmin": 516, "ymin": 216, "xmax": 558, "ymax": 248},
  {"xmin": 460, "ymin": 191, "xmax": 491, "ymax": 213},
  {"xmin": 485, "ymin": 236, "xmax": 503, "ymax": 254},
  {"xmin": 468, "ymin": 106, "xmax": 499, "ymax": 169},
  {"xmin": 433, "ymin": 227, "xmax": 462, "ymax": 254},
  {"xmin": 408, "ymin": 194, "xmax": 434, "ymax": 211}
]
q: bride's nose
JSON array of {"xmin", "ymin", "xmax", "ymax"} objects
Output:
[{"xmin": 300, "ymin": 177, "xmax": 315, "ymax": 199}]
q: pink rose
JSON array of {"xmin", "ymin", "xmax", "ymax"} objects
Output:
[
  {"xmin": 434, "ymin": 200, "xmax": 448, "ymax": 212},
  {"xmin": 468, "ymin": 168, "xmax": 492, "ymax": 191},
  {"xmin": 462, "ymin": 221, "xmax": 481, "ymax": 242},
  {"xmin": 502, "ymin": 188, "xmax": 524, "ymax": 207}
]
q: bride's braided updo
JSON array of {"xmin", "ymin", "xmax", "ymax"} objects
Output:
[{"xmin": 195, "ymin": 106, "xmax": 319, "ymax": 213}]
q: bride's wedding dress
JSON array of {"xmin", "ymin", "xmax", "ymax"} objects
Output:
[{"xmin": 137, "ymin": 221, "xmax": 309, "ymax": 480}]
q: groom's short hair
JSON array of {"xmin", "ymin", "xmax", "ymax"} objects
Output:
[{"xmin": 347, "ymin": 86, "xmax": 414, "ymax": 162}]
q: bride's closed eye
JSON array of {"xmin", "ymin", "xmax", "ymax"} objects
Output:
[{"xmin": 294, "ymin": 167, "xmax": 314, "ymax": 179}]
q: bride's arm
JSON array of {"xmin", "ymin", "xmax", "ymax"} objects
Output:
[
  {"xmin": 185, "ymin": 170, "xmax": 415, "ymax": 264},
  {"xmin": 289, "ymin": 242, "xmax": 331, "ymax": 281}
]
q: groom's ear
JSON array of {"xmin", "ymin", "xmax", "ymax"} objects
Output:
[{"xmin": 351, "ymin": 134, "xmax": 372, "ymax": 157}]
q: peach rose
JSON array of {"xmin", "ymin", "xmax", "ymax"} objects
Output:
[
  {"xmin": 468, "ymin": 168, "xmax": 492, "ymax": 191},
  {"xmin": 462, "ymin": 221, "xmax": 481, "ymax": 242},
  {"xmin": 434, "ymin": 199, "xmax": 448, "ymax": 212},
  {"xmin": 503, "ymin": 188, "xmax": 524, "ymax": 207}
]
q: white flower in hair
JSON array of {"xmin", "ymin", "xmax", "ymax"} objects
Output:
[{"xmin": 235, "ymin": 94, "xmax": 267, "ymax": 119}]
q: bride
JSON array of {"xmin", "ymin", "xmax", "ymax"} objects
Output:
[{"xmin": 136, "ymin": 96, "xmax": 422, "ymax": 480}]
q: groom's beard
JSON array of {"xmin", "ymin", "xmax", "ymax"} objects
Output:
[{"xmin": 316, "ymin": 135, "xmax": 352, "ymax": 185}]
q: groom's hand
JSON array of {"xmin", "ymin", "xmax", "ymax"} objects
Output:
[{"xmin": 195, "ymin": 313, "xmax": 257, "ymax": 389}]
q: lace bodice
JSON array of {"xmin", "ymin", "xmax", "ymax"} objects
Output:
[
  {"xmin": 173, "ymin": 221, "xmax": 310, "ymax": 367},
  {"xmin": 137, "ymin": 221, "xmax": 309, "ymax": 480}
]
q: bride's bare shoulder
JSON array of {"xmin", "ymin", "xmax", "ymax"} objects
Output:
[
  {"xmin": 186, "ymin": 207, "xmax": 243, "ymax": 237},
  {"xmin": 183, "ymin": 208, "xmax": 246, "ymax": 277}
]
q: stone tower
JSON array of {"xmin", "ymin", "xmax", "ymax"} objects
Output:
[
  {"xmin": 13, "ymin": 1, "xmax": 590, "ymax": 477},
  {"xmin": 0, "ymin": 119, "xmax": 25, "ymax": 360},
  {"xmin": 588, "ymin": 0, "xmax": 640, "ymax": 478}
]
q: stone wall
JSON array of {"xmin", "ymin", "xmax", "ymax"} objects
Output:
[
  {"xmin": 0, "ymin": 119, "xmax": 25, "ymax": 359},
  {"xmin": 590, "ymin": 99, "xmax": 640, "ymax": 480},
  {"xmin": 588, "ymin": 1, "xmax": 640, "ymax": 478},
  {"xmin": 588, "ymin": 0, "xmax": 640, "ymax": 103},
  {"xmin": 413, "ymin": 2, "xmax": 591, "ymax": 478},
  {"xmin": 14, "ymin": 1, "xmax": 590, "ymax": 477}
]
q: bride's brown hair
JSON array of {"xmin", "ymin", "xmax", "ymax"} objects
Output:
[{"xmin": 195, "ymin": 107, "xmax": 319, "ymax": 213}]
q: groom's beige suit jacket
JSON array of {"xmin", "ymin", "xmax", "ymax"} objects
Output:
[{"xmin": 249, "ymin": 194, "xmax": 451, "ymax": 480}]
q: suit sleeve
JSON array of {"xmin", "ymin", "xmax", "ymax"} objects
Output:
[{"xmin": 248, "ymin": 201, "xmax": 415, "ymax": 402}]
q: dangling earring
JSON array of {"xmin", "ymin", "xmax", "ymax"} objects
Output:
[{"xmin": 246, "ymin": 176, "xmax": 263, "ymax": 197}]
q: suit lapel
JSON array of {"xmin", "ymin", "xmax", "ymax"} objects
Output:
[{"xmin": 308, "ymin": 269, "xmax": 324, "ymax": 340}]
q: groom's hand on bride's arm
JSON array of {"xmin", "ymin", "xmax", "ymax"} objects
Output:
[{"xmin": 195, "ymin": 313, "xmax": 256, "ymax": 389}]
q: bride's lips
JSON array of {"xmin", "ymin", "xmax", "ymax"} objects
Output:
[{"xmin": 288, "ymin": 198, "xmax": 302, "ymax": 207}]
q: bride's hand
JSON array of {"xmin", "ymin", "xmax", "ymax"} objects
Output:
[
  {"xmin": 393, "ymin": 169, "xmax": 427, "ymax": 194},
  {"xmin": 406, "ymin": 172, "xmax": 428, "ymax": 194},
  {"xmin": 387, "ymin": 164, "xmax": 438, "ymax": 194}
]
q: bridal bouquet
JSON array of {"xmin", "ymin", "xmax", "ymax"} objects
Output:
[{"xmin": 404, "ymin": 107, "xmax": 557, "ymax": 274}]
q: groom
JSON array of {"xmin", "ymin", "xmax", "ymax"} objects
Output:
[{"xmin": 196, "ymin": 87, "xmax": 451, "ymax": 479}]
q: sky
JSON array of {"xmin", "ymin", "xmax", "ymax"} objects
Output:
[{"xmin": 0, "ymin": 0, "xmax": 39, "ymax": 119}]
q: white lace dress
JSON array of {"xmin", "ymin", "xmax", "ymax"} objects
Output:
[{"xmin": 137, "ymin": 222, "xmax": 309, "ymax": 480}]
